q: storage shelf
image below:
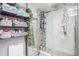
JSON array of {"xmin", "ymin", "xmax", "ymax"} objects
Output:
[
  {"xmin": 0, "ymin": 26, "xmax": 28, "ymax": 28},
  {"xmin": 0, "ymin": 3, "xmax": 28, "ymax": 56},
  {"xmin": 1, "ymin": 10, "xmax": 29, "ymax": 19},
  {"xmin": 0, "ymin": 35, "xmax": 27, "ymax": 39},
  {"xmin": 0, "ymin": 3, "xmax": 29, "ymax": 19}
]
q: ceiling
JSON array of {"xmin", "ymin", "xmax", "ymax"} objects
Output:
[{"xmin": 28, "ymin": 3, "xmax": 76, "ymax": 12}]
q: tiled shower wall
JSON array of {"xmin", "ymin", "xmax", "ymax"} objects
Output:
[{"xmin": 45, "ymin": 5, "xmax": 76, "ymax": 56}]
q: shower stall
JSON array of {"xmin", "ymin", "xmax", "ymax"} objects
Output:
[{"xmin": 27, "ymin": 3, "xmax": 79, "ymax": 56}]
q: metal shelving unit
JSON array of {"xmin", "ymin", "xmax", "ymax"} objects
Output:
[{"xmin": 0, "ymin": 3, "xmax": 29, "ymax": 56}]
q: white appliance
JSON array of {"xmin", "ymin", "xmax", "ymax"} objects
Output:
[{"xmin": 8, "ymin": 43, "xmax": 25, "ymax": 56}]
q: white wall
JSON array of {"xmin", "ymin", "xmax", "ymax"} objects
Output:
[
  {"xmin": 28, "ymin": 3, "xmax": 38, "ymax": 18},
  {"xmin": 46, "ymin": 8, "xmax": 75, "ymax": 55}
]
